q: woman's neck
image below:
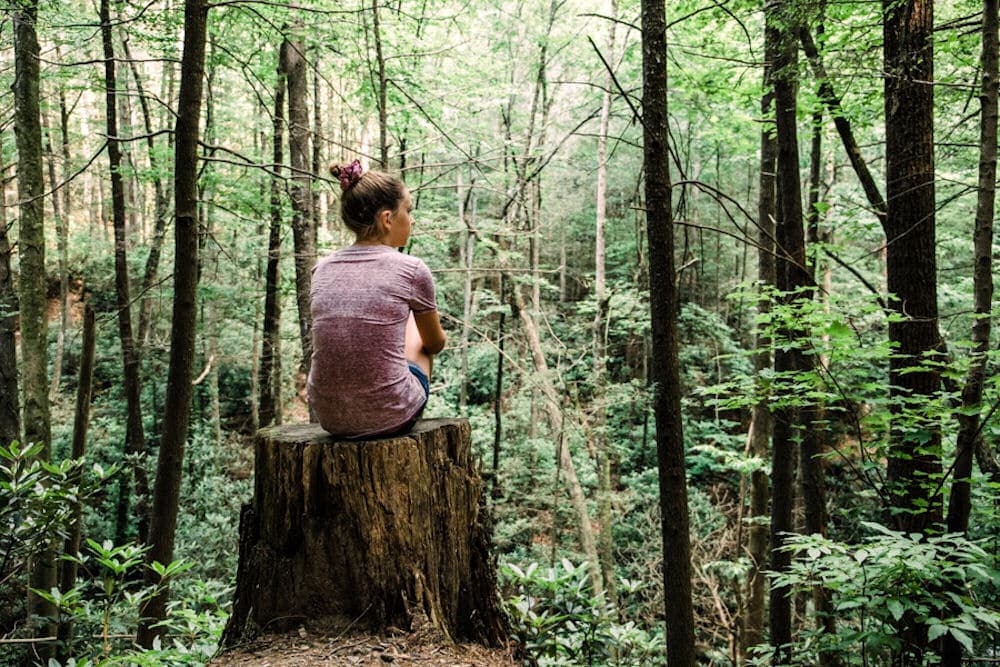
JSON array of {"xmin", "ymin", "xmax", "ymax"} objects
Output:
[{"xmin": 353, "ymin": 236, "xmax": 390, "ymax": 247}]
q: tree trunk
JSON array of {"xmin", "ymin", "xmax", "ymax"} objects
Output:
[
  {"xmin": 281, "ymin": 36, "xmax": 315, "ymax": 383},
  {"xmin": 102, "ymin": 0, "xmax": 149, "ymax": 547},
  {"xmin": 44, "ymin": 117, "xmax": 66, "ymax": 398},
  {"xmin": 946, "ymin": 0, "xmax": 997, "ymax": 539},
  {"xmin": 0, "ymin": 132, "xmax": 20, "ymax": 447},
  {"xmin": 56, "ymin": 304, "xmax": 96, "ymax": 661},
  {"xmin": 799, "ymin": 16, "xmax": 837, "ymax": 662},
  {"xmin": 312, "ymin": 52, "xmax": 323, "ymax": 239},
  {"xmin": 742, "ymin": 9, "xmax": 777, "ymax": 656},
  {"xmin": 137, "ymin": 0, "xmax": 209, "ymax": 646},
  {"xmin": 373, "ymin": 0, "xmax": 389, "ymax": 168},
  {"xmin": 509, "ymin": 282, "xmax": 604, "ymax": 600},
  {"xmin": 122, "ymin": 35, "xmax": 170, "ymax": 350},
  {"xmin": 942, "ymin": 2, "xmax": 997, "ymax": 664},
  {"xmin": 492, "ymin": 276, "xmax": 505, "ymax": 498},
  {"xmin": 259, "ymin": 60, "xmax": 286, "ymax": 428},
  {"xmin": 883, "ymin": 0, "xmax": 942, "ymax": 549},
  {"xmin": 769, "ymin": 3, "xmax": 806, "ymax": 661},
  {"xmin": 592, "ymin": 0, "xmax": 618, "ymax": 608},
  {"xmin": 799, "ymin": 27, "xmax": 886, "ymax": 225},
  {"xmin": 221, "ymin": 420, "xmax": 509, "ymax": 648},
  {"xmin": 458, "ymin": 172, "xmax": 475, "ymax": 414},
  {"xmin": 641, "ymin": 0, "xmax": 696, "ymax": 663},
  {"xmin": 14, "ymin": 0, "xmax": 55, "ymax": 650}
]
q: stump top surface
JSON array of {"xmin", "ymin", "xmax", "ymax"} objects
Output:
[{"xmin": 256, "ymin": 418, "xmax": 468, "ymax": 445}]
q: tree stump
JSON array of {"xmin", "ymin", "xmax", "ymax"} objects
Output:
[{"xmin": 221, "ymin": 419, "xmax": 509, "ymax": 649}]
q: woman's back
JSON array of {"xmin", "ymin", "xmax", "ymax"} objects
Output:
[{"xmin": 307, "ymin": 244, "xmax": 436, "ymax": 438}]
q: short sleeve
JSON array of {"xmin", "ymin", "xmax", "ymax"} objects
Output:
[{"xmin": 408, "ymin": 259, "xmax": 437, "ymax": 313}]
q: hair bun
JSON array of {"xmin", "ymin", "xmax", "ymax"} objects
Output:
[{"xmin": 331, "ymin": 159, "xmax": 364, "ymax": 192}]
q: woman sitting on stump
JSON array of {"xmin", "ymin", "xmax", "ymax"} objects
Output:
[{"xmin": 307, "ymin": 160, "xmax": 446, "ymax": 438}]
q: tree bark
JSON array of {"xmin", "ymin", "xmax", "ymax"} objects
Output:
[
  {"xmin": 509, "ymin": 281, "xmax": 604, "ymax": 600},
  {"xmin": 14, "ymin": 0, "xmax": 55, "ymax": 649},
  {"xmin": 122, "ymin": 35, "xmax": 171, "ymax": 350},
  {"xmin": 641, "ymin": 0, "xmax": 696, "ymax": 663},
  {"xmin": 102, "ymin": 0, "xmax": 149, "ymax": 547},
  {"xmin": 44, "ymin": 116, "xmax": 66, "ymax": 398},
  {"xmin": 742, "ymin": 9, "xmax": 777, "ymax": 656},
  {"xmin": 56, "ymin": 304, "xmax": 96, "ymax": 661},
  {"xmin": 137, "ymin": 0, "xmax": 209, "ymax": 647},
  {"xmin": 0, "ymin": 132, "xmax": 20, "ymax": 447},
  {"xmin": 492, "ymin": 276, "xmax": 505, "ymax": 498},
  {"xmin": 799, "ymin": 27, "xmax": 887, "ymax": 225},
  {"xmin": 942, "ymin": 1, "xmax": 997, "ymax": 664},
  {"xmin": 883, "ymin": 0, "xmax": 940, "ymax": 660},
  {"xmin": 281, "ymin": 36, "xmax": 315, "ymax": 383},
  {"xmin": 769, "ymin": 3, "xmax": 808, "ymax": 661},
  {"xmin": 373, "ymin": 0, "xmax": 388, "ymax": 168},
  {"xmin": 883, "ymin": 0, "xmax": 942, "ymax": 536},
  {"xmin": 458, "ymin": 172, "xmax": 475, "ymax": 414},
  {"xmin": 221, "ymin": 420, "xmax": 509, "ymax": 648},
  {"xmin": 259, "ymin": 58, "xmax": 286, "ymax": 428},
  {"xmin": 799, "ymin": 16, "xmax": 837, "ymax": 663},
  {"xmin": 592, "ymin": 0, "xmax": 618, "ymax": 608},
  {"xmin": 946, "ymin": 0, "xmax": 997, "ymax": 538},
  {"xmin": 312, "ymin": 52, "xmax": 322, "ymax": 238}
]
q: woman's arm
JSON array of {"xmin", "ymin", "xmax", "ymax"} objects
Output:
[{"xmin": 414, "ymin": 310, "xmax": 447, "ymax": 355}]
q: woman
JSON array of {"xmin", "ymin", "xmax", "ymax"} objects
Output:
[{"xmin": 307, "ymin": 160, "xmax": 446, "ymax": 438}]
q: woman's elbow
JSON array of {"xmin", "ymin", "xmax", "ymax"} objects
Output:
[{"xmin": 424, "ymin": 332, "xmax": 446, "ymax": 355}]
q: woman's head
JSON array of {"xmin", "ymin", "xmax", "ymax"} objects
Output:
[{"xmin": 331, "ymin": 161, "xmax": 410, "ymax": 244}]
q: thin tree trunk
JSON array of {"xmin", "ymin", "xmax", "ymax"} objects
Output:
[
  {"xmin": 800, "ymin": 17, "xmax": 837, "ymax": 662},
  {"xmin": 0, "ymin": 131, "xmax": 19, "ymax": 446},
  {"xmin": 510, "ymin": 282, "xmax": 604, "ymax": 600},
  {"xmin": 942, "ymin": 1, "xmax": 997, "ymax": 663},
  {"xmin": 641, "ymin": 0, "xmax": 696, "ymax": 662},
  {"xmin": 742, "ymin": 10, "xmax": 777, "ymax": 656},
  {"xmin": 14, "ymin": 0, "xmax": 55, "ymax": 650},
  {"xmin": 122, "ymin": 35, "xmax": 170, "ymax": 349},
  {"xmin": 56, "ymin": 304, "xmax": 95, "ymax": 661},
  {"xmin": 312, "ymin": 51, "xmax": 323, "ymax": 238},
  {"xmin": 492, "ymin": 276, "xmax": 505, "ymax": 499},
  {"xmin": 44, "ymin": 116, "xmax": 67, "ymax": 398},
  {"xmin": 593, "ymin": 0, "xmax": 618, "ymax": 608},
  {"xmin": 137, "ymin": 0, "xmax": 209, "ymax": 646},
  {"xmin": 281, "ymin": 36, "xmax": 315, "ymax": 384},
  {"xmin": 102, "ymin": 0, "xmax": 149, "ymax": 547},
  {"xmin": 373, "ymin": 0, "xmax": 388, "ymax": 168},
  {"xmin": 799, "ymin": 27, "xmax": 886, "ymax": 224},
  {"xmin": 57, "ymin": 82, "xmax": 72, "ymax": 386},
  {"xmin": 806, "ymin": 111, "xmax": 823, "ymax": 280},
  {"xmin": 259, "ymin": 56, "xmax": 286, "ymax": 428},
  {"xmin": 458, "ymin": 172, "xmax": 475, "ymax": 414}
]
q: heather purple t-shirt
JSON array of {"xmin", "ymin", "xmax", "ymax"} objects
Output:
[{"xmin": 307, "ymin": 244, "xmax": 437, "ymax": 438}]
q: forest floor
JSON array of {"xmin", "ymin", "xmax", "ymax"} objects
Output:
[{"xmin": 210, "ymin": 627, "xmax": 523, "ymax": 666}]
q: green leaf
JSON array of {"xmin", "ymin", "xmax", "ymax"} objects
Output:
[
  {"xmin": 949, "ymin": 628, "xmax": 973, "ymax": 653},
  {"xmin": 928, "ymin": 624, "xmax": 948, "ymax": 642},
  {"xmin": 887, "ymin": 599, "xmax": 904, "ymax": 621}
]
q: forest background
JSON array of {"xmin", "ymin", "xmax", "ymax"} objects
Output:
[{"xmin": 1, "ymin": 0, "xmax": 999, "ymax": 664}]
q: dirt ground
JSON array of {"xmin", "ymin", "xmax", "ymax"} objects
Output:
[{"xmin": 210, "ymin": 627, "xmax": 524, "ymax": 666}]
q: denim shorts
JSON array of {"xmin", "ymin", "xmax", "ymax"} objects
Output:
[
  {"xmin": 384, "ymin": 363, "xmax": 428, "ymax": 436},
  {"xmin": 408, "ymin": 362, "xmax": 430, "ymax": 400}
]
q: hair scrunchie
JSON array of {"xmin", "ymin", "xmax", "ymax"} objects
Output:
[{"xmin": 333, "ymin": 159, "xmax": 364, "ymax": 192}]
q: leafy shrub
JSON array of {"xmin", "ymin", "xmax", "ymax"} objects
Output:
[
  {"xmin": 764, "ymin": 523, "xmax": 1000, "ymax": 665},
  {"xmin": 502, "ymin": 559, "xmax": 665, "ymax": 666}
]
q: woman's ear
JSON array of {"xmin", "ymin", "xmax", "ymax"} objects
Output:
[{"xmin": 378, "ymin": 208, "xmax": 392, "ymax": 232}]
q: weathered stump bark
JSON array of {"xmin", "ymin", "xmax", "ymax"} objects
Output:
[{"xmin": 221, "ymin": 419, "xmax": 509, "ymax": 649}]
